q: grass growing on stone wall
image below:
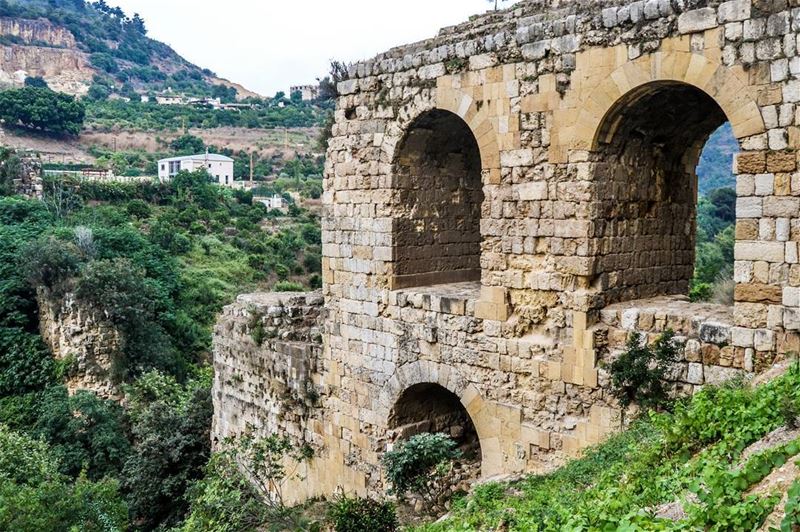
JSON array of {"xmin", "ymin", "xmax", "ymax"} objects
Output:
[{"xmin": 414, "ymin": 368, "xmax": 800, "ymax": 531}]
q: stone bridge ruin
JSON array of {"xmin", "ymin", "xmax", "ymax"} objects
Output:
[{"xmin": 213, "ymin": 0, "xmax": 800, "ymax": 502}]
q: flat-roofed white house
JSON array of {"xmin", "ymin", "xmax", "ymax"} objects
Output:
[{"xmin": 157, "ymin": 153, "xmax": 235, "ymax": 186}]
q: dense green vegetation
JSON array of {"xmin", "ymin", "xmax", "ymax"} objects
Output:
[
  {"xmin": 697, "ymin": 123, "xmax": 738, "ymax": 194},
  {"xmin": 691, "ymin": 123, "xmax": 738, "ymax": 303},
  {"xmin": 0, "ymin": 86, "xmax": 85, "ymax": 135},
  {"xmin": 0, "ymin": 170, "xmax": 321, "ymax": 529},
  {"xmin": 84, "ymin": 97, "xmax": 330, "ymax": 131},
  {"xmin": 414, "ymin": 367, "xmax": 800, "ymax": 531}
]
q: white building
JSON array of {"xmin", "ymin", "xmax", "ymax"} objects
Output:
[
  {"xmin": 253, "ymin": 193, "xmax": 287, "ymax": 212},
  {"xmin": 157, "ymin": 153, "xmax": 235, "ymax": 186},
  {"xmin": 289, "ymin": 85, "xmax": 319, "ymax": 101}
]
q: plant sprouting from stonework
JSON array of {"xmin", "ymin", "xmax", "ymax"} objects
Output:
[
  {"xmin": 382, "ymin": 432, "xmax": 461, "ymax": 508},
  {"xmin": 219, "ymin": 430, "xmax": 315, "ymax": 530},
  {"xmin": 608, "ymin": 330, "xmax": 683, "ymax": 411},
  {"xmin": 247, "ymin": 306, "xmax": 267, "ymax": 346}
]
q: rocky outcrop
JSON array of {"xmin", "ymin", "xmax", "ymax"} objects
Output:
[
  {"xmin": 0, "ymin": 17, "xmax": 92, "ymax": 95},
  {"xmin": 37, "ymin": 288, "xmax": 121, "ymax": 399},
  {"xmin": 0, "ymin": 17, "xmax": 77, "ymax": 47}
]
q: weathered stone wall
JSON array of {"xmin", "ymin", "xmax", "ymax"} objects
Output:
[
  {"xmin": 37, "ymin": 288, "xmax": 120, "ymax": 398},
  {"xmin": 212, "ymin": 292, "xmax": 324, "ymax": 446},
  {"xmin": 12, "ymin": 156, "xmax": 42, "ymax": 199},
  {"xmin": 212, "ymin": 0, "xmax": 800, "ymax": 502}
]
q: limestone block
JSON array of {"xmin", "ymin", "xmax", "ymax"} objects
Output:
[
  {"xmin": 699, "ymin": 321, "xmax": 731, "ymax": 345},
  {"xmin": 763, "ymin": 196, "xmax": 800, "ymax": 217},
  {"xmin": 736, "ymin": 197, "xmax": 762, "ymax": 218},
  {"xmin": 731, "ymin": 327, "xmax": 755, "ymax": 347},
  {"xmin": 735, "ymin": 241, "xmax": 785, "ymax": 262},
  {"xmin": 785, "ymin": 308, "xmax": 800, "ymax": 330},
  {"xmin": 678, "ymin": 8, "xmax": 718, "ymax": 35},
  {"xmin": 516, "ymin": 181, "xmax": 548, "ymax": 201},
  {"xmin": 754, "ymin": 329, "xmax": 776, "ymax": 351},
  {"xmin": 521, "ymin": 41, "xmax": 550, "ymax": 61},
  {"xmin": 754, "ymin": 173, "xmax": 775, "ymax": 195},
  {"xmin": 783, "ymin": 286, "xmax": 800, "ymax": 307},
  {"xmin": 500, "ymin": 149, "xmax": 534, "ymax": 167},
  {"xmin": 602, "ymin": 7, "xmax": 617, "ymax": 28},
  {"xmin": 704, "ymin": 366, "xmax": 744, "ymax": 385},
  {"xmin": 687, "ymin": 363, "xmax": 704, "ymax": 385},
  {"xmin": 718, "ymin": 0, "xmax": 750, "ymax": 23}
]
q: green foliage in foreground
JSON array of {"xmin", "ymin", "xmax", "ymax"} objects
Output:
[
  {"xmin": 329, "ymin": 495, "xmax": 398, "ymax": 532},
  {"xmin": 0, "ymin": 424, "xmax": 128, "ymax": 530},
  {"xmin": 383, "ymin": 433, "xmax": 461, "ymax": 499},
  {"xmin": 608, "ymin": 330, "xmax": 683, "ymax": 410},
  {"xmin": 415, "ymin": 369, "xmax": 800, "ymax": 531}
]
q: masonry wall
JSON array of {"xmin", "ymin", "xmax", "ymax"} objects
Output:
[
  {"xmin": 213, "ymin": 0, "xmax": 800, "ymax": 502},
  {"xmin": 37, "ymin": 287, "xmax": 121, "ymax": 399}
]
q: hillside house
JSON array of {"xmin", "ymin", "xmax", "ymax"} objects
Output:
[
  {"xmin": 158, "ymin": 153, "xmax": 235, "ymax": 186},
  {"xmin": 289, "ymin": 85, "xmax": 319, "ymax": 101},
  {"xmin": 253, "ymin": 193, "xmax": 287, "ymax": 212}
]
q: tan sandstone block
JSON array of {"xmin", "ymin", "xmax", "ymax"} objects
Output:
[
  {"xmin": 736, "ymin": 152, "xmax": 766, "ymax": 174},
  {"xmin": 767, "ymin": 152, "xmax": 797, "ymax": 173},
  {"xmin": 734, "ymin": 283, "xmax": 783, "ymax": 304}
]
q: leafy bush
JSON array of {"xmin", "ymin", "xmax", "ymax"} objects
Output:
[
  {"xmin": 382, "ymin": 433, "xmax": 461, "ymax": 500},
  {"xmin": 329, "ymin": 495, "xmax": 398, "ymax": 532},
  {"xmin": 32, "ymin": 386, "xmax": 131, "ymax": 480},
  {"xmin": 126, "ymin": 198, "xmax": 151, "ymax": 218},
  {"xmin": 21, "ymin": 237, "xmax": 80, "ymax": 291},
  {"xmin": 122, "ymin": 370, "xmax": 212, "ymax": 529},
  {"xmin": 184, "ymin": 432, "xmax": 314, "ymax": 531},
  {"xmin": 0, "ymin": 424, "xmax": 128, "ymax": 531},
  {"xmin": 181, "ymin": 448, "xmax": 268, "ymax": 532},
  {"xmin": 608, "ymin": 330, "xmax": 683, "ymax": 410}
]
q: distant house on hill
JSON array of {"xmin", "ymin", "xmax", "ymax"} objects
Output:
[
  {"xmin": 290, "ymin": 85, "xmax": 319, "ymax": 101},
  {"xmin": 158, "ymin": 152, "xmax": 235, "ymax": 186},
  {"xmin": 253, "ymin": 193, "xmax": 287, "ymax": 212},
  {"xmin": 155, "ymin": 93, "xmax": 186, "ymax": 105}
]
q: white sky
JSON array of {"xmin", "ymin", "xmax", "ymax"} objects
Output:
[{"xmin": 108, "ymin": 0, "xmax": 520, "ymax": 97}]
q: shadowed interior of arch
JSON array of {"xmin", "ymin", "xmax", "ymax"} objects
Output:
[
  {"xmin": 590, "ymin": 81, "xmax": 732, "ymax": 306},
  {"xmin": 391, "ymin": 109, "xmax": 484, "ymax": 289},
  {"xmin": 388, "ymin": 383, "xmax": 481, "ymax": 460}
]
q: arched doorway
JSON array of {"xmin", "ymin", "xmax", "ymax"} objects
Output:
[
  {"xmin": 391, "ymin": 109, "xmax": 484, "ymax": 289},
  {"xmin": 388, "ymin": 382, "xmax": 481, "ymax": 461},
  {"xmin": 591, "ymin": 81, "xmax": 732, "ymax": 306}
]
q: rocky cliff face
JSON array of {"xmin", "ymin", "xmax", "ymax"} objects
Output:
[
  {"xmin": 37, "ymin": 287, "xmax": 121, "ymax": 399},
  {"xmin": 0, "ymin": 17, "xmax": 92, "ymax": 95},
  {"xmin": 0, "ymin": 17, "xmax": 76, "ymax": 47}
]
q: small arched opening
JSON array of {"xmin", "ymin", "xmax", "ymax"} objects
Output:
[
  {"xmin": 391, "ymin": 109, "xmax": 484, "ymax": 289},
  {"xmin": 591, "ymin": 81, "xmax": 734, "ymax": 306},
  {"xmin": 388, "ymin": 383, "xmax": 481, "ymax": 461}
]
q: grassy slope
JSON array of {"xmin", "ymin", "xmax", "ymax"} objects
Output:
[{"xmin": 416, "ymin": 367, "xmax": 800, "ymax": 531}]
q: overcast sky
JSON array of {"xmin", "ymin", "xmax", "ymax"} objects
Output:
[{"xmin": 107, "ymin": 0, "xmax": 520, "ymax": 97}]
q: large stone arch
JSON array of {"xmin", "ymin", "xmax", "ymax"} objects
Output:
[
  {"xmin": 377, "ymin": 360, "xmax": 502, "ymax": 477},
  {"xmin": 569, "ymin": 50, "xmax": 764, "ymax": 153}
]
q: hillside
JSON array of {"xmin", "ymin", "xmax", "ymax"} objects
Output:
[{"xmin": 0, "ymin": 0, "xmax": 260, "ymax": 99}]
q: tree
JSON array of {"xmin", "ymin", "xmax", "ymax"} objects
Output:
[
  {"xmin": 23, "ymin": 76, "xmax": 48, "ymax": 89},
  {"xmin": 0, "ymin": 87, "xmax": 85, "ymax": 135},
  {"xmin": 170, "ymin": 134, "xmax": 205, "ymax": 155}
]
